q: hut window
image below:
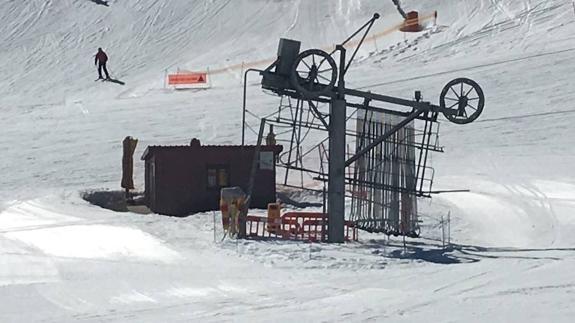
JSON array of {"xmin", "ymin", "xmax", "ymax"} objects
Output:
[{"xmin": 207, "ymin": 166, "xmax": 229, "ymax": 188}]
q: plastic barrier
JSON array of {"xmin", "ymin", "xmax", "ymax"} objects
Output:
[
  {"xmin": 168, "ymin": 72, "xmax": 208, "ymax": 85},
  {"xmin": 220, "ymin": 187, "xmax": 246, "ymax": 236},
  {"xmin": 267, "ymin": 203, "xmax": 282, "ymax": 234},
  {"xmin": 245, "ymin": 212, "xmax": 358, "ymax": 242}
]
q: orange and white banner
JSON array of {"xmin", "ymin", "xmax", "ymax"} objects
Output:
[{"xmin": 168, "ymin": 72, "xmax": 208, "ymax": 85}]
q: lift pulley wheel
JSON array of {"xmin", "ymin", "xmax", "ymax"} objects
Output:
[
  {"xmin": 290, "ymin": 49, "xmax": 338, "ymax": 99},
  {"xmin": 440, "ymin": 78, "xmax": 485, "ymax": 124}
]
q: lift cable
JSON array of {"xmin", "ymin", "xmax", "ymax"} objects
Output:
[{"xmin": 359, "ymin": 46, "xmax": 575, "ymax": 90}]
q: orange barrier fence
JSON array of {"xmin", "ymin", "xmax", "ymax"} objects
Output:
[
  {"xmin": 245, "ymin": 212, "xmax": 358, "ymax": 242},
  {"xmin": 199, "ymin": 11, "xmax": 437, "ymax": 76}
]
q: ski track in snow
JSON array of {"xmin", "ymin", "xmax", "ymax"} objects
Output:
[{"xmin": 1, "ymin": 0, "xmax": 575, "ymax": 321}]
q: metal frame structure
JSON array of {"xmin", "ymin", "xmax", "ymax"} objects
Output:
[{"xmin": 241, "ymin": 13, "xmax": 485, "ymax": 242}]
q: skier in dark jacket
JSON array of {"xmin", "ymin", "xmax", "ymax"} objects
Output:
[{"xmin": 95, "ymin": 48, "xmax": 110, "ymax": 79}]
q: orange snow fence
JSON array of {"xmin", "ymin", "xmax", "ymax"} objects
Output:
[
  {"xmin": 200, "ymin": 11, "xmax": 438, "ymax": 76},
  {"xmin": 245, "ymin": 212, "xmax": 358, "ymax": 242},
  {"xmin": 168, "ymin": 72, "xmax": 208, "ymax": 85}
]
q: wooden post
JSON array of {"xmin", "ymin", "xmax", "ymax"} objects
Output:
[
  {"xmin": 121, "ymin": 136, "xmax": 138, "ymax": 202},
  {"xmin": 441, "ymin": 215, "xmax": 445, "ymax": 249},
  {"xmin": 448, "ymin": 211, "xmax": 451, "ymax": 246},
  {"xmin": 240, "ymin": 62, "xmax": 245, "ymax": 85},
  {"xmin": 213, "ymin": 211, "xmax": 217, "ymax": 243},
  {"xmin": 207, "ymin": 66, "xmax": 212, "ymax": 88},
  {"xmin": 163, "ymin": 69, "xmax": 167, "ymax": 89}
]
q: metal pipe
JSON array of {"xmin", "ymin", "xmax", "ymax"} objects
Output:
[
  {"xmin": 307, "ymin": 100, "xmax": 329, "ymax": 130},
  {"xmin": 281, "ymin": 93, "xmax": 437, "ymax": 121},
  {"xmin": 392, "ymin": 0, "xmax": 408, "ymax": 19},
  {"xmin": 415, "ymin": 113, "xmax": 430, "ymax": 191},
  {"xmin": 328, "ymin": 98, "xmax": 347, "ymax": 243},
  {"xmin": 283, "ymin": 100, "xmax": 301, "ymax": 185},
  {"xmin": 419, "ymin": 112, "xmax": 434, "ymax": 193},
  {"xmin": 331, "ymin": 13, "xmax": 380, "ymax": 55},
  {"xmin": 344, "ymin": 17, "xmax": 377, "ymax": 75},
  {"xmin": 344, "ymin": 88, "xmax": 440, "ymax": 111},
  {"xmin": 337, "ymin": 45, "xmax": 346, "ymax": 99},
  {"xmin": 242, "ymin": 118, "xmax": 267, "ymax": 238},
  {"xmin": 242, "ymin": 68, "xmax": 265, "ymax": 145}
]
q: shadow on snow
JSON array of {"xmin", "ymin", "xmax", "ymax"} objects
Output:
[
  {"xmin": 358, "ymin": 238, "xmax": 575, "ymax": 265},
  {"xmin": 89, "ymin": 0, "xmax": 109, "ymax": 7},
  {"xmin": 105, "ymin": 78, "xmax": 125, "ymax": 85}
]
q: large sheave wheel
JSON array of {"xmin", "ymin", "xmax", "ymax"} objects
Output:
[
  {"xmin": 440, "ymin": 78, "xmax": 485, "ymax": 124},
  {"xmin": 290, "ymin": 49, "xmax": 338, "ymax": 99}
]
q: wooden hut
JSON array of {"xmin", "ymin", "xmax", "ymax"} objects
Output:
[{"xmin": 141, "ymin": 140, "xmax": 282, "ymax": 216}]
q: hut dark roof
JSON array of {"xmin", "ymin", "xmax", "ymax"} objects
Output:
[{"xmin": 141, "ymin": 144, "xmax": 283, "ymax": 161}]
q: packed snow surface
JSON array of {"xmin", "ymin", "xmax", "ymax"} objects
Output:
[{"xmin": 1, "ymin": 0, "xmax": 575, "ymax": 321}]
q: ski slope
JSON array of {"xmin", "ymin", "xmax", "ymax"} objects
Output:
[{"xmin": 1, "ymin": 0, "xmax": 575, "ymax": 321}]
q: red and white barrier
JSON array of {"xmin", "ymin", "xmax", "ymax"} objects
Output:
[{"xmin": 165, "ymin": 69, "xmax": 211, "ymax": 89}]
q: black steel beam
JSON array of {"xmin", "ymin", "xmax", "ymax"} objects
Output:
[
  {"xmin": 344, "ymin": 14, "xmax": 378, "ymax": 75},
  {"xmin": 267, "ymin": 86, "xmax": 439, "ymax": 121},
  {"xmin": 328, "ymin": 98, "xmax": 347, "ymax": 243},
  {"xmin": 242, "ymin": 68, "xmax": 266, "ymax": 145},
  {"xmin": 344, "ymin": 88, "xmax": 441, "ymax": 111}
]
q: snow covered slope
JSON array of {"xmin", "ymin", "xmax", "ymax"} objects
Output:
[
  {"xmin": 1, "ymin": 0, "xmax": 575, "ymax": 321},
  {"xmin": 0, "ymin": 0, "xmax": 394, "ymax": 104}
]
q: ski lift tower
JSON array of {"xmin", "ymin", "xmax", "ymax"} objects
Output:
[{"xmin": 242, "ymin": 13, "xmax": 485, "ymax": 243}]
